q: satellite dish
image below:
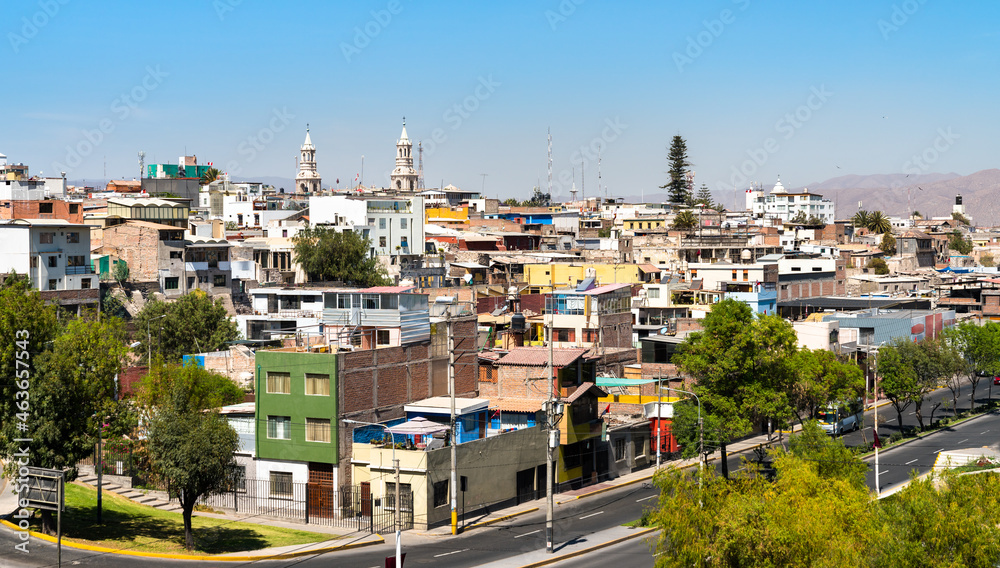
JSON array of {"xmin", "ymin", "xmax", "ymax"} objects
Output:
[{"xmin": 463, "ymin": 273, "xmax": 473, "ymax": 284}]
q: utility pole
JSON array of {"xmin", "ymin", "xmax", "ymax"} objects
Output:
[
  {"xmin": 96, "ymin": 419, "xmax": 103, "ymax": 524},
  {"xmin": 448, "ymin": 311, "xmax": 458, "ymax": 535},
  {"xmin": 394, "ymin": 458, "xmax": 401, "ymax": 563},
  {"xmin": 656, "ymin": 375, "xmax": 662, "ymax": 468},
  {"xmin": 545, "ymin": 317, "xmax": 555, "ymax": 553}
]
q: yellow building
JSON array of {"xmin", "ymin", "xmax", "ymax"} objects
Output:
[
  {"xmin": 624, "ymin": 218, "xmax": 666, "ymax": 231},
  {"xmin": 524, "ymin": 263, "xmax": 641, "ymax": 293},
  {"xmin": 425, "ymin": 205, "xmax": 469, "ymax": 225}
]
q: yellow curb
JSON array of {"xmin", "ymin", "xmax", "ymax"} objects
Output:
[
  {"xmin": 467, "ymin": 507, "xmax": 539, "ymax": 530},
  {"xmin": 0, "ymin": 519, "xmax": 383, "ymax": 561},
  {"xmin": 517, "ymin": 526, "xmax": 659, "ymax": 568}
]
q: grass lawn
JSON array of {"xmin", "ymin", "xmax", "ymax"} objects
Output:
[{"xmin": 26, "ymin": 483, "xmax": 334, "ymax": 555}]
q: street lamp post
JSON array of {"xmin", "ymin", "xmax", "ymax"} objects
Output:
[
  {"xmin": 344, "ymin": 419, "xmax": 401, "ymax": 568},
  {"xmin": 147, "ymin": 314, "xmax": 167, "ymax": 364}
]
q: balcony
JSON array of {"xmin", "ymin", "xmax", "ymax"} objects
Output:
[{"xmin": 65, "ymin": 265, "xmax": 95, "ymax": 275}]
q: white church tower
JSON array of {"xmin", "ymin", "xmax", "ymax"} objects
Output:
[
  {"xmin": 390, "ymin": 118, "xmax": 418, "ymax": 191},
  {"xmin": 295, "ymin": 125, "xmax": 322, "ymax": 193}
]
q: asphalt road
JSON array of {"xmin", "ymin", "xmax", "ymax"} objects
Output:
[
  {"xmin": 0, "ymin": 481, "xmax": 661, "ymax": 568},
  {"xmin": 545, "ymin": 533, "xmax": 658, "ymax": 568},
  {"xmin": 715, "ymin": 378, "xmax": 998, "ymax": 476}
]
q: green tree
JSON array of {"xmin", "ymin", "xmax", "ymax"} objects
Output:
[
  {"xmin": 787, "ymin": 420, "xmax": 868, "ymax": 487},
  {"xmin": 1, "ymin": 317, "xmax": 128, "ymax": 533},
  {"xmin": 945, "ymin": 321, "xmax": 1000, "ymax": 411},
  {"xmin": 883, "ymin": 337, "xmax": 957, "ymax": 430},
  {"xmin": 912, "ymin": 210, "xmax": 923, "ymax": 219},
  {"xmin": 790, "ymin": 210, "xmax": 808, "ymax": 224},
  {"xmin": 661, "ymin": 135, "xmax": 691, "ymax": 205},
  {"xmin": 199, "ymin": 167, "xmax": 221, "ymax": 185},
  {"xmin": 949, "ymin": 229, "xmax": 973, "ymax": 255},
  {"xmin": 788, "ymin": 348, "xmax": 864, "ymax": 424},
  {"xmin": 144, "ymin": 364, "xmax": 240, "ymax": 551},
  {"xmin": 879, "ymin": 232, "xmax": 897, "ymax": 256},
  {"xmin": 501, "ymin": 198, "xmax": 520, "ymax": 207},
  {"xmin": 671, "ymin": 210, "xmax": 698, "ymax": 231},
  {"xmin": 867, "ymin": 257, "xmax": 890, "ymax": 275},
  {"xmin": 523, "ymin": 187, "xmax": 551, "ymax": 207},
  {"xmin": 806, "ymin": 214, "xmax": 825, "ymax": 226},
  {"xmin": 982, "ymin": 253, "xmax": 995, "ymax": 267},
  {"xmin": 693, "ymin": 184, "xmax": 715, "ymax": 209},
  {"xmin": 852, "ymin": 209, "xmax": 870, "ymax": 229},
  {"xmin": 876, "ymin": 340, "xmax": 918, "ymax": 430},
  {"xmin": 134, "ymin": 293, "xmax": 239, "ymax": 364},
  {"xmin": 0, "ymin": 273, "xmax": 59, "ymax": 434},
  {"xmin": 673, "ymin": 299, "xmax": 798, "ymax": 475},
  {"xmin": 292, "ymin": 225, "xmax": 390, "ymax": 286},
  {"xmin": 867, "ymin": 210, "xmax": 892, "ymax": 234},
  {"xmin": 112, "ymin": 260, "xmax": 129, "ymax": 283},
  {"xmin": 952, "ymin": 211, "xmax": 971, "ymax": 225}
]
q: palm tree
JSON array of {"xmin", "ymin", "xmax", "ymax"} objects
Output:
[
  {"xmin": 200, "ymin": 167, "xmax": 221, "ymax": 186},
  {"xmin": 867, "ymin": 211, "xmax": 892, "ymax": 234},
  {"xmin": 852, "ymin": 210, "xmax": 870, "ymax": 229},
  {"xmin": 672, "ymin": 210, "xmax": 699, "ymax": 231}
]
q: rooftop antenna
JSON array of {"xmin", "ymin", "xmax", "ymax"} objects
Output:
[
  {"xmin": 600, "ymin": 149, "xmax": 606, "ymax": 202},
  {"xmin": 138, "ymin": 151, "xmax": 145, "ymax": 180},
  {"xmin": 481, "ymin": 173, "xmax": 488, "ymax": 193},
  {"xmin": 580, "ymin": 161, "xmax": 585, "ymax": 204},
  {"xmin": 546, "ymin": 128, "xmax": 553, "ymax": 199}
]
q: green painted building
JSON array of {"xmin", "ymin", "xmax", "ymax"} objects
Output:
[{"xmin": 255, "ymin": 350, "xmax": 339, "ymax": 486}]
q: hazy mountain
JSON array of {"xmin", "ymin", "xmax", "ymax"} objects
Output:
[{"xmin": 798, "ymin": 172, "xmax": 960, "ymax": 191}]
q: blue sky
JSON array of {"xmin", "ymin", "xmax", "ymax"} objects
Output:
[{"xmin": 5, "ymin": 0, "xmax": 1000, "ymax": 205}]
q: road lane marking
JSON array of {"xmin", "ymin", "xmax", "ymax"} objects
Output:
[
  {"xmin": 879, "ymin": 470, "xmax": 889, "ymax": 475},
  {"xmin": 637, "ymin": 495, "xmax": 657, "ymax": 502},
  {"xmin": 981, "ymin": 431, "xmax": 990, "ymax": 435},
  {"xmin": 579, "ymin": 511, "xmax": 604, "ymax": 520},
  {"xmin": 908, "ymin": 412, "xmax": 915, "ymax": 415},
  {"xmin": 434, "ymin": 549, "xmax": 469, "ymax": 558},
  {"xmin": 514, "ymin": 530, "xmax": 541, "ymax": 539},
  {"xmin": 935, "ymin": 449, "xmax": 945, "ymax": 453},
  {"xmin": 958, "ymin": 438, "xmax": 969, "ymax": 444},
  {"xmin": 905, "ymin": 459, "xmax": 918, "ymax": 465}
]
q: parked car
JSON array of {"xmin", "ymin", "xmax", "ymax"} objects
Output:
[{"xmin": 994, "ymin": 376, "xmax": 1000, "ymax": 386}]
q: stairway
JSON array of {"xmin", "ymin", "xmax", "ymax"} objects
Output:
[{"xmin": 76, "ymin": 475, "xmax": 182, "ymax": 512}]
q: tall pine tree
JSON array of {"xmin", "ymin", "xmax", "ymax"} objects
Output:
[{"xmin": 661, "ymin": 135, "xmax": 691, "ymax": 205}]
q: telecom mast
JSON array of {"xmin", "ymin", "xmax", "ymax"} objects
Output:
[{"xmin": 417, "ymin": 141, "xmax": 425, "ymax": 189}]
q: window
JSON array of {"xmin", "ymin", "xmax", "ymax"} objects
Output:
[
  {"xmin": 385, "ymin": 482, "xmax": 412, "ymax": 511},
  {"xmin": 305, "ymin": 418, "xmax": 330, "ymax": 443},
  {"xmin": 267, "ymin": 416, "xmax": 291, "ymax": 439},
  {"xmin": 169, "ymin": 251, "xmax": 182, "ymax": 259},
  {"xmin": 633, "ymin": 436, "xmax": 646, "ymax": 458},
  {"xmin": 198, "ymin": 274, "xmax": 209, "ymax": 284},
  {"xmin": 48, "ymin": 279, "xmax": 57, "ymax": 290},
  {"xmin": 66, "ymin": 232, "xmax": 80, "ymax": 243},
  {"xmin": 379, "ymin": 236, "xmax": 387, "ymax": 247},
  {"xmin": 614, "ymin": 438, "xmax": 626, "ymax": 461},
  {"xmin": 732, "ymin": 270, "xmax": 737, "ymax": 281},
  {"xmin": 305, "ymin": 373, "xmax": 330, "ymax": 396},
  {"xmin": 39, "ymin": 202, "xmax": 53, "ymax": 214},
  {"xmin": 433, "ymin": 480, "xmax": 448, "ymax": 508},
  {"xmin": 690, "ymin": 269, "xmax": 697, "ymax": 279},
  {"xmin": 266, "ymin": 372, "xmax": 291, "ymax": 394},
  {"xmin": 69, "ymin": 204, "xmax": 79, "ymax": 214},
  {"xmin": 337, "ymin": 294, "xmax": 352, "ymax": 309},
  {"xmin": 377, "ymin": 330, "xmax": 390, "ymax": 345},
  {"xmin": 214, "ymin": 275, "xmax": 227, "ymax": 287},
  {"xmin": 269, "ymin": 471, "xmax": 293, "ymax": 497},
  {"xmin": 81, "ymin": 278, "xmax": 91, "ymax": 289},
  {"xmin": 553, "ymin": 328, "xmax": 574, "ymax": 342},
  {"xmin": 648, "ymin": 288, "xmax": 660, "ymax": 299},
  {"xmin": 228, "ymin": 464, "xmax": 247, "ymax": 493},
  {"xmin": 48, "ymin": 256, "xmax": 58, "ymax": 268},
  {"xmin": 187, "ymin": 276, "xmax": 195, "ymax": 288},
  {"xmin": 400, "ymin": 218, "xmax": 407, "ymax": 229},
  {"xmin": 67, "ymin": 255, "xmax": 85, "ymax": 267},
  {"xmin": 583, "ymin": 328, "xmax": 597, "ymax": 343},
  {"xmin": 30, "ymin": 256, "xmax": 37, "ymax": 268},
  {"xmin": 743, "ymin": 270, "xmax": 749, "ymax": 282},
  {"xmin": 379, "ymin": 218, "xmax": 386, "ymax": 230},
  {"xmin": 164, "ymin": 277, "xmax": 179, "ymax": 290},
  {"xmin": 362, "ymin": 294, "xmax": 379, "ymax": 309}
]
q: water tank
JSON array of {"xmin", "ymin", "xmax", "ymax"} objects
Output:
[
  {"xmin": 741, "ymin": 249, "xmax": 752, "ymax": 263},
  {"xmin": 511, "ymin": 312, "xmax": 527, "ymax": 334},
  {"xmin": 955, "ymin": 195, "xmax": 963, "ymax": 206}
]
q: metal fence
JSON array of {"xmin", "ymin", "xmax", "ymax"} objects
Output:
[{"xmin": 199, "ymin": 478, "xmax": 412, "ymax": 533}]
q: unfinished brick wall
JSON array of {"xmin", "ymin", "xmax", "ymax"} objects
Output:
[
  {"xmin": 337, "ymin": 316, "xmax": 478, "ymax": 484},
  {"xmin": 99, "ymin": 224, "xmax": 165, "ymax": 283}
]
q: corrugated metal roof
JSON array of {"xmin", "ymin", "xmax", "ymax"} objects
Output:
[
  {"xmin": 360, "ymin": 286, "xmax": 417, "ymax": 293},
  {"xmin": 496, "ymin": 347, "xmax": 586, "ymax": 367},
  {"xmin": 582, "ymin": 283, "xmax": 632, "ymax": 295},
  {"xmin": 490, "ymin": 398, "xmax": 543, "ymax": 413}
]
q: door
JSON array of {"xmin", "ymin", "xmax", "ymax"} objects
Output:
[{"xmin": 516, "ymin": 468, "xmax": 536, "ymax": 504}]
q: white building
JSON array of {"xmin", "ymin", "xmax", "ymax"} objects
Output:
[
  {"xmin": 309, "ymin": 194, "xmax": 425, "ymax": 257},
  {"xmin": 389, "ymin": 120, "xmax": 418, "ymax": 191},
  {"xmin": 293, "ymin": 126, "xmax": 322, "ymax": 193},
  {"xmin": 0, "ymin": 219, "xmax": 99, "ymax": 313},
  {"xmin": 746, "ymin": 177, "xmax": 835, "ymax": 224}
]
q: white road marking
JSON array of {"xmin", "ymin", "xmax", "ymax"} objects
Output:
[
  {"xmin": 935, "ymin": 449, "xmax": 945, "ymax": 453},
  {"xmin": 514, "ymin": 530, "xmax": 541, "ymax": 539},
  {"xmin": 908, "ymin": 412, "xmax": 915, "ymax": 415},
  {"xmin": 637, "ymin": 495, "xmax": 657, "ymax": 502},
  {"xmin": 579, "ymin": 511, "xmax": 604, "ymax": 520},
  {"xmin": 981, "ymin": 431, "xmax": 990, "ymax": 435},
  {"xmin": 879, "ymin": 470, "xmax": 889, "ymax": 475},
  {"xmin": 905, "ymin": 459, "xmax": 918, "ymax": 465},
  {"xmin": 434, "ymin": 549, "xmax": 469, "ymax": 558},
  {"xmin": 958, "ymin": 438, "xmax": 969, "ymax": 444}
]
